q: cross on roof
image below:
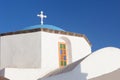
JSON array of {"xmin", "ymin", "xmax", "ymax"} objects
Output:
[{"xmin": 37, "ymin": 11, "xmax": 47, "ymax": 25}]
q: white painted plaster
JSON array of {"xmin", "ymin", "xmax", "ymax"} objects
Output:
[
  {"xmin": 0, "ymin": 30, "xmax": 91, "ymax": 80},
  {"xmin": 81, "ymin": 47, "xmax": 120, "ymax": 79},
  {"xmin": 3, "ymin": 68, "xmax": 53, "ymax": 80},
  {"xmin": 41, "ymin": 32, "xmax": 91, "ymax": 70},
  {"xmin": 1, "ymin": 32, "xmax": 41, "ymax": 68}
]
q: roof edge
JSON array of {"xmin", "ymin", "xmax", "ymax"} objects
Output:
[{"xmin": 0, "ymin": 28, "xmax": 91, "ymax": 46}]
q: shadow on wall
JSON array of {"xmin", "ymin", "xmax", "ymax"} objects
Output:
[
  {"xmin": 0, "ymin": 69, "xmax": 9, "ymax": 80},
  {"xmin": 38, "ymin": 57, "xmax": 88, "ymax": 80},
  {"xmin": 74, "ymin": 64, "xmax": 87, "ymax": 80},
  {"xmin": 0, "ymin": 69, "xmax": 5, "ymax": 76}
]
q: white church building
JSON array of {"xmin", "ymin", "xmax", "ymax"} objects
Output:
[
  {"xmin": 0, "ymin": 23, "xmax": 91, "ymax": 80},
  {"xmin": 0, "ymin": 11, "xmax": 120, "ymax": 80}
]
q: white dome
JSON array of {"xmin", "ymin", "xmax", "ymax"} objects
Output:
[{"xmin": 81, "ymin": 47, "xmax": 120, "ymax": 79}]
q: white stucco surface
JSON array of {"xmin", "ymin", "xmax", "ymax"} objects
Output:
[
  {"xmin": 0, "ymin": 30, "xmax": 91, "ymax": 80},
  {"xmin": 2, "ymin": 68, "xmax": 54, "ymax": 80},
  {"xmin": 1, "ymin": 32, "xmax": 41, "ymax": 68},
  {"xmin": 0, "ymin": 30, "xmax": 91, "ymax": 69},
  {"xmin": 41, "ymin": 32, "xmax": 91, "ymax": 70},
  {"xmin": 1, "ymin": 47, "xmax": 120, "ymax": 80},
  {"xmin": 81, "ymin": 47, "xmax": 120, "ymax": 79}
]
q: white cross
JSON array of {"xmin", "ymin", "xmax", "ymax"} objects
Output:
[{"xmin": 37, "ymin": 11, "xmax": 47, "ymax": 25}]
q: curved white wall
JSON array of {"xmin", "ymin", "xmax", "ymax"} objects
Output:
[{"xmin": 81, "ymin": 47, "xmax": 120, "ymax": 79}]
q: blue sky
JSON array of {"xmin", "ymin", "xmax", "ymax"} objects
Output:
[{"xmin": 0, "ymin": 0, "xmax": 120, "ymax": 51}]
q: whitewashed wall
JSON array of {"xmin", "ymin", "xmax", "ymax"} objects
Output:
[
  {"xmin": 41, "ymin": 32, "xmax": 91, "ymax": 71},
  {"xmin": 81, "ymin": 47, "xmax": 120, "ymax": 79},
  {"xmin": 0, "ymin": 31, "xmax": 91, "ymax": 70},
  {"xmin": 0, "ymin": 31, "xmax": 91, "ymax": 80},
  {"xmin": 2, "ymin": 68, "xmax": 53, "ymax": 80},
  {"xmin": 1, "ymin": 32, "xmax": 41, "ymax": 68}
]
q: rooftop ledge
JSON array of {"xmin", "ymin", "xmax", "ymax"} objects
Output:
[{"xmin": 0, "ymin": 28, "xmax": 91, "ymax": 46}]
